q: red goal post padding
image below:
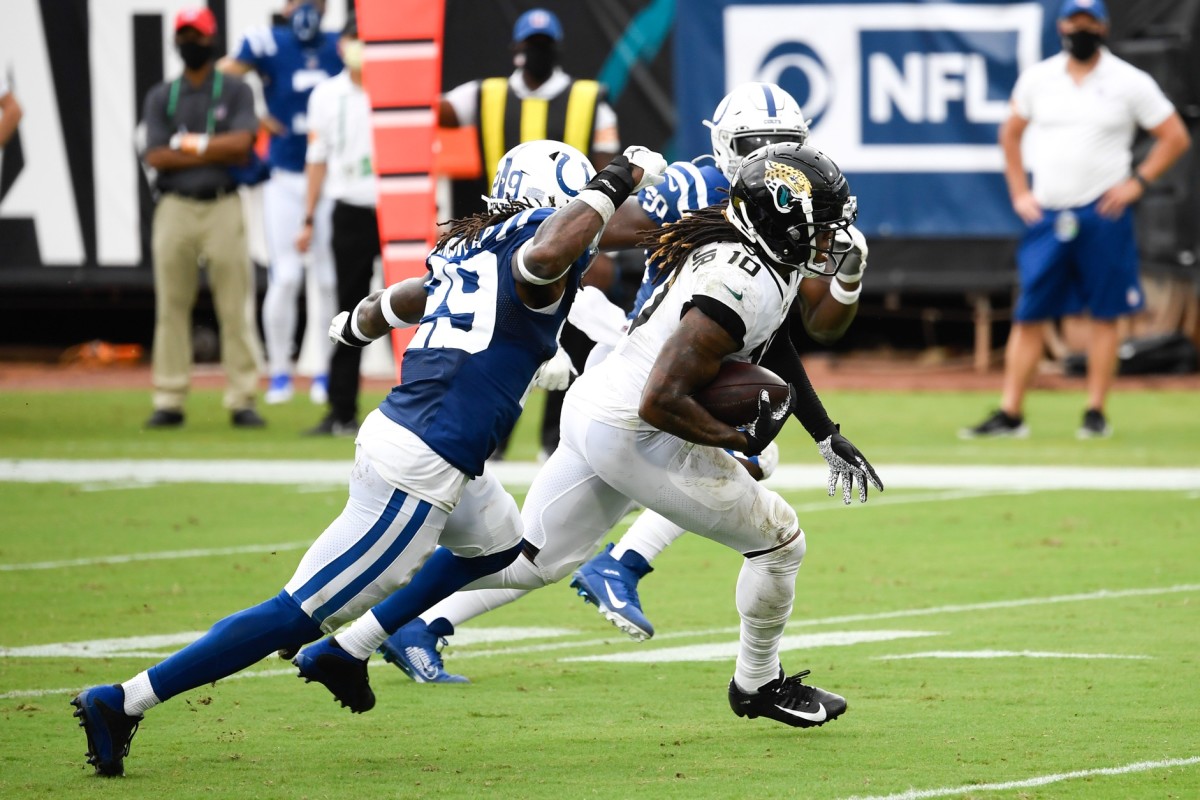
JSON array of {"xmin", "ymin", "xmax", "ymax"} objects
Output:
[{"xmin": 356, "ymin": 0, "xmax": 445, "ymax": 380}]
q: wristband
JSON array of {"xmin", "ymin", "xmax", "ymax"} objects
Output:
[
  {"xmin": 581, "ymin": 155, "xmax": 636, "ymax": 210},
  {"xmin": 1133, "ymin": 172, "xmax": 1151, "ymax": 191},
  {"xmin": 575, "ymin": 189, "xmax": 616, "ymax": 225},
  {"xmin": 829, "ymin": 279, "xmax": 862, "ymax": 306},
  {"xmin": 349, "ymin": 298, "xmax": 382, "ymax": 343},
  {"xmin": 380, "ymin": 283, "xmax": 417, "ymax": 330}
]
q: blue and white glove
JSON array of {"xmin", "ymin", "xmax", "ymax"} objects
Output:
[{"xmin": 532, "ymin": 347, "xmax": 576, "ymax": 391}]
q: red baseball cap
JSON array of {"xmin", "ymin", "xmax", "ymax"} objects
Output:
[{"xmin": 175, "ymin": 7, "xmax": 217, "ymax": 37}]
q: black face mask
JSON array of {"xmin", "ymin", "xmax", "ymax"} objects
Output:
[
  {"xmin": 178, "ymin": 41, "xmax": 215, "ymax": 70},
  {"xmin": 521, "ymin": 40, "xmax": 557, "ymax": 82},
  {"xmin": 1063, "ymin": 30, "xmax": 1103, "ymax": 61}
]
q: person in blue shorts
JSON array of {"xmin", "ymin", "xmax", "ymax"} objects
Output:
[{"xmin": 962, "ymin": 0, "xmax": 1189, "ymax": 440}]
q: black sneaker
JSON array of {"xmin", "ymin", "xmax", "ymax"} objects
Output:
[
  {"xmin": 959, "ymin": 409, "xmax": 1028, "ymax": 439},
  {"xmin": 231, "ymin": 408, "xmax": 267, "ymax": 428},
  {"xmin": 70, "ymin": 685, "xmax": 142, "ymax": 777},
  {"xmin": 144, "ymin": 409, "xmax": 184, "ymax": 429},
  {"xmin": 303, "ymin": 414, "xmax": 359, "ymax": 437},
  {"xmin": 293, "ymin": 637, "xmax": 375, "ymax": 713},
  {"xmin": 1077, "ymin": 408, "xmax": 1112, "ymax": 439},
  {"xmin": 728, "ymin": 669, "xmax": 847, "ymax": 728}
]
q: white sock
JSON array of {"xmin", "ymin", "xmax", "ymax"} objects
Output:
[
  {"xmin": 610, "ymin": 509, "xmax": 686, "ymax": 563},
  {"xmin": 420, "ymin": 587, "xmax": 532, "ymax": 629},
  {"xmin": 731, "ymin": 541, "xmax": 801, "ymax": 693},
  {"xmin": 121, "ymin": 671, "xmax": 160, "ymax": 716},
  {"xmin": 336, "ymin": 611, "xmax": 387, "ymax": 661}
]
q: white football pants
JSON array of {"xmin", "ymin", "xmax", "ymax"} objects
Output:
[{"xmin": 261, "ymin": 169, "xmax": 336, "ymax": 377}]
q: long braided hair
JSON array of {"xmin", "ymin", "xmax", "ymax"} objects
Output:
[
  {"xmin": 641, "ymin": 200, "xmax": 743, "ymax": 284},
  {"xmin": 434, "ymin": 200, "xmax": 533, "ymax": 251}
]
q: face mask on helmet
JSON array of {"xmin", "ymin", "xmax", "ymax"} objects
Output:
[
  {"xmin": 486, "ymin": 140, "xmax": 596, "ymax": 213},
  {"xmin": 705, "ymin": 82, "xmax": 810, "ymax": 181},
  {"xmin": 291, "ymin": 2, "xmax": 322, "ymax": 43},
  {"xmin": 725, "ymin": 143, "xmax": 857, "ymax": 278}
]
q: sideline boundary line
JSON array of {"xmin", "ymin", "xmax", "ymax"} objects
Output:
[{"xmin": 839, "ymin": 756, "xmax": 1200, "ymax": 800}]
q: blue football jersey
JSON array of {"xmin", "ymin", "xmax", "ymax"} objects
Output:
[
  {"xmin": 629, "ymin": 159, "xmax": 728, "ymax": 318},
  {"xmin": 235, "ymin": 26, "xmax": 342, "ymax": 172},
  {"xmin": 380, "ymin": 208, "xmax": 593, "ymax": 477}
]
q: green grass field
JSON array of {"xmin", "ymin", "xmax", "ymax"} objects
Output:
[{"xmin": 1, "ymin": 387, "xmax": 1198, "ymax": 799}]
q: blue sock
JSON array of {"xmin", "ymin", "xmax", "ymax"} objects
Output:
[
  {"xmin": 371, "ymin": 543, "xmax": 522, "ymax": 634},
  {"xmin": 148, "ymin": 591, "xmax": 322, "ymax": 701},
  {"xmin": 617, "ymin": 549, "xmax": 654, "ymax": 578}
]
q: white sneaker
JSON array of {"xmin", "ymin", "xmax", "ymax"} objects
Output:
[
  {"xmin": 309, "ymin": 374, "xmax": 329, "ymax": 405},
  {"xmin": 265, "ymin": 374, "xmax": 293, "ymax": 405}
]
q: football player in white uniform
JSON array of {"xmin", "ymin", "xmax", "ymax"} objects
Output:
[
  {"xmin": 381, "ymin": 83, "xmax": 870, "ymax": 682},
  {"xmin": 69, "ymin": 139, "xmax": 668, "ymax": 775}
]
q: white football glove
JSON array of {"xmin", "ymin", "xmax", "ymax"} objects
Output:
[
  {"xmin": 623, "ymin": 145, "xmax": 667, "ymax": 191},
  {"xmin": 728, "ymin": 440, "xmax": 780, "ymax": 481},
  {"xmin": 328, "ymin": 310, "xmax": 372, "ymax": 348},
  {"xmin": 567, "ymin": 286, "xmax": 628, "ymax": 348},
  {"xmin": 834, "ymin": 225, "xmax": 869, "ymax": 285},
  {"xmin": 532, "ymin": 347, "xmax": 576, "ymax": 391}
]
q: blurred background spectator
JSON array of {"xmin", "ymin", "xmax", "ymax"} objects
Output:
[
  {"xmin": 140, "ymin": 7, "xmax": 265, "ymax": 429},
  {"xmin": 0, "ymin": 74, "xmax": 22, "ymax": 149}
]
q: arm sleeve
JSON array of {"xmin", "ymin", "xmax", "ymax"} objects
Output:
[
  {"xmin": 226, "ymin": 81, "xmax": 259, "ymax": 135},
  {"xmin": 1010, "ymin": 67, "xmax": 1034, "ymax": 120},
  {"xmin": 758, "ymin": 326, "xmax": 838, "ymax": 442},
  {"xmin": 142, "ymin": 84, "xmax": 171, "ymax": 150}
]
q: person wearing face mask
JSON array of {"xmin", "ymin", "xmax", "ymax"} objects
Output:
[
  {"xmin": 294, "ymin": 17, "xmax": 378, "ymax": 438},
  {"xmin": 962, "ymin": 0, "xmax": 1190, "ymax": 441},
  {"xmin": 139, "ymin": 7, "xmax": 265, "ymax": 429},
  {"xmin": 220, "ymin": 0, "xmax": 343, "ymax": 408},
  {"xmin": 440, "ymin": 8, "xmax": 622, "ymax": 462}
]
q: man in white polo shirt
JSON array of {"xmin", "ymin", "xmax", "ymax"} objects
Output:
[
  {"xmin": 296, "ymin": 15, "xmax": 379, "ymax": 436},
  {"xmin": 962, "ymin": 0, "xmax": 1189, "ymax": 440}
]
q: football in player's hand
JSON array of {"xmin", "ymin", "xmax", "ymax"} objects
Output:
[{"xmin": 693, "ymin": 361, "xmax": 789, "ymax": 426}]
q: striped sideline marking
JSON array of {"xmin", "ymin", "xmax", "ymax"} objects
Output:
[
  {"xmin": 4, "ymin": 583, "xmax": 1196, "ymax": 700},
  {"xmin": 839, "ymin": 756, "xmax": 1200, "ymax": 800},
  {"xmin": 3, "ymin": 459, "xmax": 1200, "ymax": 491}
]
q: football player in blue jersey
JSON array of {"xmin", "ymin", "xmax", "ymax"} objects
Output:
[
  {"xmin": 222, "ymin": 1, "xmax": 343, "ymax": 406},
  {"xmin": 379, "ymin": 83, "xmax": 871, "ymax": 683},
  {"xmin": 69, "ymin": 140, "xmax": 668, "ymax": 775}
]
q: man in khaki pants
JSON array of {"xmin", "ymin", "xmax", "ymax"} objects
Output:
[{"xmin": 141, "ymin": 7, "xmax": 265, "ymax": 428}]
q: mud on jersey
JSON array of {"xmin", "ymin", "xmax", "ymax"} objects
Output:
[
  {"xmin": 380, "ymin": 208, "xmax": 593, "ymax": 476},
  {"xmin": 568, "ymin": 239, "xmax": 800, "ymax": 431}
]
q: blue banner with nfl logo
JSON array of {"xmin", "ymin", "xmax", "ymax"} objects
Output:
[{"xmin": 674, "ymin": 0, "xmax": 1064, "ymax": 237}]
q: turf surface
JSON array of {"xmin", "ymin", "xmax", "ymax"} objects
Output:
[{"xmin": 1, "ymin": 388, "xmax": 1197, "ymax": 798}]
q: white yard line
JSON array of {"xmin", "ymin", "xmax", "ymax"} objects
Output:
[
  {"xmin": 3, "ymin": 459, "xmax": 1200, "ymax": 490},
  {"xmin": 4, "ymin": 583, "xmax": 1196, "ymax": 699},
  {"xmin": 839, "ymin": 756, "xmax": 1200, "ymax": 800},
  {"xmin": 874, "ymin": 650, "xmax": 1151, "ymax": 660},
  {"xmin": 0, "ymin": 542, "xmax": 313, "ymax": 572}
]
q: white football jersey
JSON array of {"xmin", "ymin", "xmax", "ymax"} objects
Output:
[{"xmin": 567, "ymin": 239, "xmax": 801, "ymax": 430}]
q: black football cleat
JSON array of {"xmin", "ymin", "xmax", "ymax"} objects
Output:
[
  {"xmin": 728, "ymin": 668, "xmax": 846, "ymax": 728},
  {"xmin": 293, "ymin": 637, "xmax": 376, "ymax": 713},
  {"xmin": 71, "ymin": 685, "xmax": 142, "ymax": 777}
]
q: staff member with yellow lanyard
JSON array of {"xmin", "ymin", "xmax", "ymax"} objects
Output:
[
  {"xmin": 141, "ymin": 7, "xmax": 265, "ymax": 429},
  {"xmin": 439, "ymin": 7, "xmax": 620, "ymax": 459}
]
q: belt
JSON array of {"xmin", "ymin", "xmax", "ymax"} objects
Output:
[{"xmin": 167, "ymin": 186, "xmax": 235, "ymax": 202}]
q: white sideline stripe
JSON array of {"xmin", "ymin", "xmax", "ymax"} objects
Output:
[
  {"xmin": 561, "ymin": 630, "xmax": 937, "ymax": 663},
  {"xmin": 840, "ymin": 756, "xmax": 1200, "ymax": 800},
  {"xmin": 0, "ymin": 542, "xmax": 313, "ymax": 572},
  {"xmin": 874, "ymin": 650, "xmax": 1152, "ymax": 660},
  {"xmin": 3, "ymin": 459, "xmax": 1200, "ymax": 491},
  {"xmin": 5, "ymin": 584, "xmax": 1196, "ymax": 699}
]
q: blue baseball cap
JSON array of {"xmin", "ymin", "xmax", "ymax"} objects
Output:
[
  {"xmin": 1059, "ymin": 0, "xmax": 1108, "ymax": 22},
  {"xmin": 513, "ymin": 8, "xmax": 563, "ymax": 43}
]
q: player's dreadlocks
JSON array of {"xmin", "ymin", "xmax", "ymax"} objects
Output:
[
  {"xmin": 435, "ymin": 200, "xmax": 533, "ymax": 251},
  {"xmin": 642, "ymin": 200, "xmax": 741, "ymax": 282}
]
